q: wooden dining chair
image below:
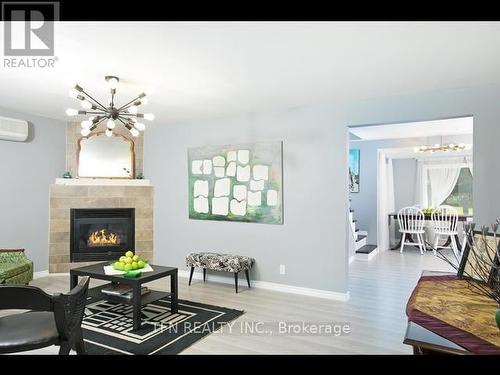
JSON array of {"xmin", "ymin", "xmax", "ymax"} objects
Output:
[
  {"xmin": 0, "ymin": 276, "xmax": 90, "ymax": 355},
  {"xmin": 431, "ymin": 206, "xmax": 459, "ymax": 257},
  {"xmin": 397, "ymin": 206, "xmax": 426, "ymax": 254}
]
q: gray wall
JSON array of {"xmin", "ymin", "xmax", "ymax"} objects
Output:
[
  {"xmin": 144, "ymin": 84, "xmax": 500, "ymax": 295},
  {"xmin": 393, "ymin": 159, "xmax": 417, "ymax": 211},
  {"xmin": 0, "ymin": 108, "xmax": 65, "ymax": 271},
  {"xmin": 146, "ymin": 105, "xmax": 349, "ymax": 293}
]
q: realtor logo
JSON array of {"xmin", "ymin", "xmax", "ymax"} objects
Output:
[{"xmin": 2, "ymin": 1, "xmax": 59, "ymax": 56}]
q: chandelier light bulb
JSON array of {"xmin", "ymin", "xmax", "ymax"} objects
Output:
[
  {"xmin": 81, "ymin": 128, "xmax": 91, "ymax": 136},
  {"xmin": 69, "ymin": 89, "xmax": 80, "ymax": 99},
  {"xmin": 144, "ymin": 113, "xmax": 155, "ymax": 121},
  {"xmin": 81, "ymin": 100, "xmax": 93, "ymax": 109},
  {"xmin": 107, "ymin": 76, "xmax": 119, "ymax": 89},
  {"xmin": 81, "ymin": 120, "xmax": 92, "ymax": 129},
  {"xmin": 66, "ymin": 108, "xmax": 78, "ymax": 116},
  {"xmin": 141, "ymin": 97, "xmax": 148, "ymax": 105},
  {"xmin": 135, "ymin": 122, "xmax": 146, "ymax": 131},
  {"xmin": 106, "ymin": 119, "xmax": 116, "ymax": 129},
  {"xmin": 128, "ymin": 105, "xmax": 138, "ymax": 114},
  {"xmin": 130, "ymin": 128, "xmax": 140, "ymax": 137},
  {"xmin": 105, "ymin": 129, "xmax": 113, "ymax": 137}
]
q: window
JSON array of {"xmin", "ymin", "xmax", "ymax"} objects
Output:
[{"xmin": 442, "ymin": 167, "xmax": 473, "ymax": 215}]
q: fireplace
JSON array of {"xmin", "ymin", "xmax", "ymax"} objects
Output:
[{"xmin": 70, "ymin": 208, "xmax": 135, "ymax": 262}]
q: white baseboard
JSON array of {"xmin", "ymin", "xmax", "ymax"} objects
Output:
[
  {"xmin": 179, "ymin": 270, "xmax": 350, "ymax": 302},
  {"xmin": 33, "ymin": 270, "xmax": 49, "ymax": 279},
  {"xmin": 37, "ymin": 269, "xmax": 350, "ymax": 302}
]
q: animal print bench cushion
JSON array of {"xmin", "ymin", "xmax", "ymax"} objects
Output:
[{"xmin": 186, "ymin": 252, "xmax": 255, "ymax": 273}]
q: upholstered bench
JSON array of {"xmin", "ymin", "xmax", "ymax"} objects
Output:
[
  {"xmin": 0, "ymin": 249, "xmax": 33, "ymax": 285},
  {"xmin": 186, "ymin": 252, "xmax": 255, "ymax": 293}
]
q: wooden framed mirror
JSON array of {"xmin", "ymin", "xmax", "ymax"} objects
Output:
[{"xmin": 77, "ymin": 132, "xmax": 135, "ymax": 178}]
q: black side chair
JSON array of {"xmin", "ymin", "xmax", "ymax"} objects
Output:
[{"xmin": 0, "ymin": 276, "xmax": 90, "ymax": 355}]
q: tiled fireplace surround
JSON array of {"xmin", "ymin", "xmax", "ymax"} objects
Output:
[
  {"xmin": 48, "ymin": 123, "xmax": 153, "ymax": 273},
  {"xmin": 49, "ymin": 185, "xmax": 154, "ymax": 273}
]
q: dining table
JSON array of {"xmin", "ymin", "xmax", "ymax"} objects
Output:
[{"xmin": 388, "ymin": 213, "xmax": 473, "ymax": 251}]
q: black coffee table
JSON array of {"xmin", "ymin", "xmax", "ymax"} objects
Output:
[{"xmin": 70, "ymin": 262, "xmax": 178, "ymax": 331}]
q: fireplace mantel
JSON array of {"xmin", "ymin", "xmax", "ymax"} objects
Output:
[{"xmin": 55, "ymin": 178, "xmax": 151, "ymax": 186}]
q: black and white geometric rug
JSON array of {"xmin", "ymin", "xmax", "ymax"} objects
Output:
[{"xmin": 81, "ymin": 294, "xmax": 244, "ymax": 355}]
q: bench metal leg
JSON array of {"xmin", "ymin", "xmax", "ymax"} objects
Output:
[
  {"xmin": 188, "ymin": 266, "xmax": 194, "ymax": 286},
  {"xmin": 203, "ymin": 268, "xmax": 206, "ymax": 282},
  {"xmin": 245, "ymin": 269, "xmax": 251, "ymax": 288},
  {"xmin": 245, "ymin": 270, "xmax": 250, "ymax": 288},
  {"xmin": 234, "ymin": 272, "xmax": 238, "ymax": 293}
]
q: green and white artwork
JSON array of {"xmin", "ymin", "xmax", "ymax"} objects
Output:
[{"xmin": 188, "ymin": 141, "xmax": 283, "ymax": 224}]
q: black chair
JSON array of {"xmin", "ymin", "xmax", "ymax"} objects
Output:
[{"xmin": 0, "ymin": 276, "xmax": 90, "ymax": 355}]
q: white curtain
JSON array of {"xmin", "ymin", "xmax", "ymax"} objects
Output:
[
  {"xmin": 377, "ymin": 151, "xmax": 395, "ymax": 252},
  {"xmin": 427, "ymin": 166, "xmax": 461, "ymax": 208},
  {"xmin": 414, "ymin": 157, "xmax": 469, "ymax": 208}
]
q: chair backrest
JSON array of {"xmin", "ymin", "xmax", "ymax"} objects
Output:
[
  {"xmin": 431, "ymin": 206, "xmax": 458, "ymax": 234},
  {"xmin": 397, "ymin": 206, "xmax": 425, "ymax": 232},
  {"xmin": 53, "ymin": 276, "xmax": 90, "ymax": 341}
]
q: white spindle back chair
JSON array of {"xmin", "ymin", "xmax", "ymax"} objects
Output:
[
  {"xmin": 431, "ymin": 206, "xmax": 459, "ymax": 257},
  {"xmin": 397, "ymin": 206, "xmax": 426, "ymax": 254}
]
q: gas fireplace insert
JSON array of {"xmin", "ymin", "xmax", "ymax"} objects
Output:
[{"xmin": 70, "ymin": 208, "xmax": 135, "ymax": 262}]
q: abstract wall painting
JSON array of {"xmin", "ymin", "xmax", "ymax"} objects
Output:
[
  {"xmin": 349, "ymin": 149, "xmax": 360, "ymax": 193},
  {"xmin": 188, "ymin": 141, "xmax": 283, "ymax": 224}
]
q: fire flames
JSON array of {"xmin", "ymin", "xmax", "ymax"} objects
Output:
[{"xmin": 87, "ymin": 229, "xmax": 120, "ymax": 247}]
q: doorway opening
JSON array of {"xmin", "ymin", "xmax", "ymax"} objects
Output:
[{"xmin": 347, "ymin": 116, "xmax": 473, "ymax": 262}]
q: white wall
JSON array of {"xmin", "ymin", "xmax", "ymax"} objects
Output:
[{"xmin": 0, "ymin": 107, "xmax": 66, "ymax": 271}]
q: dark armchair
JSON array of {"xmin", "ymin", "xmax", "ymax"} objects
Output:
[{"xmin": 0, "ymin": 276, "xmax": 90, "ymax": 355}]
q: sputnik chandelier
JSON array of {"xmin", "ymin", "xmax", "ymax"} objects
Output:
[
  {"xmin": 414, "ymin": 143, "xmax": 469, "ymax": 153},
  {"xmin": 65, "ymin": 76, "xmax": 154, "ymax": 137}
]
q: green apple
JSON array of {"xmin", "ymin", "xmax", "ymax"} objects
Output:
[
  {"xmin": 132, "ymin": 255, "xmax": 139, "ymax": 262},
  {"xmin": 137, "ymin": 260, "xmax": 145, "ymax": 269},
  {"xmin": 131, "ymin": 261, "xmax": 139, "ymax": 270},
  {"xmin": 113, "ymin": 262, "xmax": 122, "ymax": 270},
  {"xmin": 124, "ymin": 257, "xmax": 133, "ymax": 264},
  {"xmin": 125, "ymin": 250, "xmax": 134, "ymax": 258},
  {"xmin": 119, "ymin": 256, "xmax": 127, "ymax": 263},
  {"xmin": 124, "ymin": 263, "xmax": 133, "ymax": 271}
]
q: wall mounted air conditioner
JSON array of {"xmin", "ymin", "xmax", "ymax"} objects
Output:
[{"xmin": 0, "ymin": 116, "xmax": 29, "ymax": 142}]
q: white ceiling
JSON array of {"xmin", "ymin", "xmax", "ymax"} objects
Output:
[
  {"xmin": 349, "ymin": 116, "xmax": 473, "ymax": 141},
  {"xmin": 1, "ymin": 22, "xmax": 500, "ymax": 125}
]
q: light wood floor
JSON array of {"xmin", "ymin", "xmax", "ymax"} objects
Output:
[{"xmin": 4, "ymin": 249, "xmax": 456, "ymax": 354}]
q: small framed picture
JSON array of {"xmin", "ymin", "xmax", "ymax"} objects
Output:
[
  {"xmin": 458, "ymin": 230, "xmax": 500, "ymax": 286},
  {"xmin": 349, "ymin": 149, "xmax": 360, "ymax": 193}
]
